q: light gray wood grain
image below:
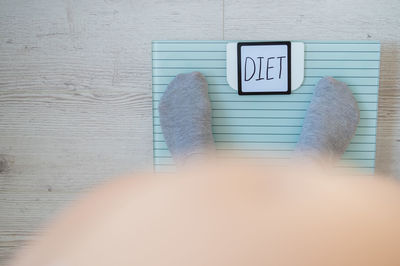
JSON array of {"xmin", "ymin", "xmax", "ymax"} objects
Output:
[
  {"xmin": 0, "ymin": 0, "xmax": 223, "ymax": 263},
  {"xmin": 224, "ymin": 0, "xmax": 400, "ymax": 177}
]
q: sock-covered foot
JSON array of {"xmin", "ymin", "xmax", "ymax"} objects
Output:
[
  {"xmin": 295, "ymin": 77, "xmax": 360, "ymax": 163},
  {"xmin": 159, "ymin": 72, "xmax": 215, "ymax": 162}
]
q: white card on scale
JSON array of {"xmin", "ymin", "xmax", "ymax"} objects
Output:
[
  {"xmin": 226, "ymin": 41, "xmax": 304, "ymax": 94},
  {"xmin": 238, "ymin": 42, "xmax": 290, "ymax": 94}
]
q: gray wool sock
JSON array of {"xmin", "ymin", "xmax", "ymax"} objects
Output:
[
  {"xmin": 159, "ymin": 72, "xmax": 215, "ymax": 161},
  {"xmin": 296, "ymin": 76, "xmax": 360, "ymax": 162}
]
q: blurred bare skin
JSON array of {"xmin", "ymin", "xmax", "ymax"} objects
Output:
[{"xmin": 10, "ymin": 158, "xmax": 400, "ymax": 266}]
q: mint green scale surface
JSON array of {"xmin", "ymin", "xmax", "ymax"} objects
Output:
[{"xmin": 152, "ymin": 41, "xmax": 380, "ymax": 173}]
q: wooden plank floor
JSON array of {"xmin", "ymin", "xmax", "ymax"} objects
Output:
[{"xmin": 0, "ymin": 0, "xmax": 398, "ymax": 263}]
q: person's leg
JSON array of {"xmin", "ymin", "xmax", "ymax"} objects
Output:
[
  {"xmin": 295, "ymin": 76, "xmax": 360, "ymax": 165},
  {"xmin": 159, "ymin": 74, "xmax": 360, "ymax": 166},
  {"xmin": 159, "ymin": 72, "xmax": 215, "ymax": 163}
]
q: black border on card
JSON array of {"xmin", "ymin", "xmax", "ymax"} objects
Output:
[{"xmin": 237, "ymin": 41, "xmax": 291, "ymax": 95}]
